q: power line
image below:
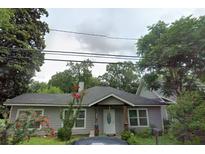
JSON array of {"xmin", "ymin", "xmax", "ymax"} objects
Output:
[
  {"xmin": 44, "ymin": 58, "xmax": 124, "ymax": 64},
  {"xmin": 0, "ymin": 46, "xmax": 141, "ymax": 59},
  {"xmin": 43, "ymin": 50, "xmax": 140, "ymax": 58},
  {"xmin": 43, "ymin": 52, "xmax": 140, "ymax": 61},
  {"xmin": 50, "ymin": 28, "xmax": 137, "ymax": 41}
]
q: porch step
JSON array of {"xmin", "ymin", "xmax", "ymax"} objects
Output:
[{"xmin": 89, "ymin": 130, "xmax": 95, "ymax": 137}]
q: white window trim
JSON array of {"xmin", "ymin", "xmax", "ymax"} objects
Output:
[
  {"xmin": 128, "ymin": 108, "xmax": 149, "ymax": 128},
  {"xmin": 16, "ymin": 108, "xmax": 44, "ymax": 130},
  {"xmin": 62, "ymin": 108, "xmax": 86, "ymax": 129}
]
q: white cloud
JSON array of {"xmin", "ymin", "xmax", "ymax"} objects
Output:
[{"xmin": 33, "ymin": 8, "xmax": 205, "ymax": 82}]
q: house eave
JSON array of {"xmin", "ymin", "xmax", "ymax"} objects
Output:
[
  {"xmin": 88, "ymin": 93, "xmax": 135, "ymax": 107},
  {"xmin": 3, "ymin": 103, "xmax": 89, "ymax": 107}
]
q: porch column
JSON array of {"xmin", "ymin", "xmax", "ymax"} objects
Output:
[
  {"xmin": 94, "ymin": 107, "xmax": 99, "ymax": 136},
  {"xmin": 123, "ymin": 105, "xmax": 129, "ymax": 130}
]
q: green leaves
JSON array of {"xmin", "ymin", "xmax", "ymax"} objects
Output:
[
  {"xmin": 0, "ymin": 9, "xmax": 49, "ymax": 104},
  {"xmin": 48, "ymin": 60, "xmax": 100, "ymax": 93},
  {"xmin": 168, "ymin": 91, "xmax": 205, "ymax": 143},
  {"xmin": 137, "ymin": 15, "xmax": 205, "ymax": 96},
  {"xmin": 98, "ymin": 61, "xmax": 140, "ymax": 93}
]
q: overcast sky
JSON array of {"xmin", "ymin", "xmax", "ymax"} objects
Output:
[{"xmin": 33, "ymin": 8, "xmax": 205, "ymax": 82}]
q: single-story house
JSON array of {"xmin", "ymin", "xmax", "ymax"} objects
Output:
[{"xmin": 4, "ymin": 83, "xmax": 171, "ymax": 135}]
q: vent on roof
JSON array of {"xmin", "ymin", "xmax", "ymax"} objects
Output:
[{"xmin": 78, "ymin": 82, "xmax": 84, "ymax": 92}]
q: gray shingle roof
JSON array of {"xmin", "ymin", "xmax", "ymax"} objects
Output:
[{"xmin": 4, "ymin": 86, "xmax": 166, "ymax": 106}]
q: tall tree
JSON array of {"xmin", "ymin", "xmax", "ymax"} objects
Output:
[
  {"xmin": 0, "ymin": 9, "xmax": 49, "ymax": 105},
  {"xmin": 0, "ymin": 9, "xmax": 13, "ymax": 28},
  {"xmin": 136, "ymin": 16, "xmax": 205, "ymax": 96},
  {"xmin": 98, "ymin": 61, "xmax": 140, "ymax": 93},
  {"xmin": 28, "ymin": 81, "xmax": 48, "ymax": 93},
  {"xmin": 168, "ymin": 91, "xmax": 205, "ymax": 144},
  {"xmin": 48, "ymin": 60, "xmax": 100, "ymax": 93},
  {"xmin": 67, "ymin": 59, "xmax": 94, "ymax": 87},
  {"xmin": 48, "ymin": 70, "xmax": 74, "ymax": 93},
  {"xmin": 37, "ymin": 86, "xmax": 63, "ymax": 94}
]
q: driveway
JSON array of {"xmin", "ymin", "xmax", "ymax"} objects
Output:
[{"xmin": 73, "ymin": 136, "xmax": 128, "ymax": 145}]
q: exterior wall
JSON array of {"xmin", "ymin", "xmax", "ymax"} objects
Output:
[
  {"xmin": 9, "ymin": 103, "xmax": 163, "ymax": 135},
  {"xmin": 98, "ymin": 97, "xmax": 124, "ymax": 105},
  {"xmin": 161, "ymin": 105, "xmax": 168, "ymax": 120},
  {"xmin": 10, "ymin": 106, "xmax": 95, "ymax": 135},
  {"xmin": 128, "ymin": 106, "xmax": 163, "ymax": 132}
]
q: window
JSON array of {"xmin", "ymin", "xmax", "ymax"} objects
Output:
[
  {"xmin": 63, "ymin": 109, "xmax": 86, "ymax": 129},
  {"xmin": 16, "ymin": 109, "xmax": 44, "ymax": 129},
  {"xmin": 128, "ymin": 109, "xmax": 149, "ymax": 127}
]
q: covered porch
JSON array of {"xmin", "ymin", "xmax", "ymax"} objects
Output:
[{"xmin": 91, "ymin": 95, "xmax": 130, "ymax": 135}]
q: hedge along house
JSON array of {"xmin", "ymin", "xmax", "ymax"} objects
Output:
[{"xmin": 4, "ymin": 82, "xmax": 171, "ymax": 135}]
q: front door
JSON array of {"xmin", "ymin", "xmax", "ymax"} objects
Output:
[{"xmin": 103, "ymin": 109, "xmax": 116, "ymax": 134}]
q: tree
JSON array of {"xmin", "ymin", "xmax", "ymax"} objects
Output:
[
  {"xmin": 58, "ymin": 85, "xmax": 84, "ymax": 143},
  {"xmin": 0, "ymin": 9, "xmax": 13, "ymax": 28},
  {"xmin": 28, "ymin": 81, "xmax": 48, "ymax": 93},
  {"xmin": 48, "ymin": 60, "xmax": 100, "ymax": 93},
  {"xmin": 98, "ymin": 61, "xmax": 140, "ymax": 93},
  {"xmin": 136, "ymin": 16, "xmax": 205, "ymax": 97},
  {"xmin": 168, "ymin": 91, "xmax": 205, "ymax": 144},
  {"xmin": 66, "ymin": 59, "xmax": 94, "ymax": 88},
  {"xmin": 48, "ymin": 70, "xmax": 75, "ymax": 93},
  {"xmin": 0, "ymin": 8, "xmax": 49, "ymax": 105},
  {"xmin": 37, "ymin": 86, "xmax": 63, "ymax": 94}
]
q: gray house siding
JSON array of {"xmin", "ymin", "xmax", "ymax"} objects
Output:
[
  {"xmin": 128, "ymin": 106, "xmax": 163, "ymax": 132},
  {"xmin": 148, "ymin": 107, "xmax": 163, "ymax": 129},
  {"xmin": 10, "ymin": 106, "xmax": 95, "ymax": 135},
  {"xmin": 9, "ymin": 98, "xmax": 163, "ymax": 135}
]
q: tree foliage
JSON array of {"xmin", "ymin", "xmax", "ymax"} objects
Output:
[
  {"xmin": 37, "ymin": 86, "xmax": 63, "ymax": 94},
  {"xmin": 98, "ymin": 61, "xmax": 140, "ymax": 93},
  {"xmin": 0, "ymin": 9, "xmax": 14, "ymax": 28},
  {"xmin": 0, "ymin": 8, "xmax": 49, "ymax": 105},
  {"xmin": 59, "ymin": 85, "xmax": 84, "ymax": 143},
  {"xmin": 168, "ymin": 91, "xmax": 205, "ymax": 144},
  {"xmin": 28, "ymin": 81, "xmax": 48, "ymax": 93},
  {"xmin": 48, "ymin": 59, "xmax": 100, "ymax": 93},
  {"xmin": 136, "ymin": 16, "xmax": 205, "ymax": 96}
]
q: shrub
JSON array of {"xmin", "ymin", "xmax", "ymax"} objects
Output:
[
  {"xmin": 135, "ymin": 128, "xmax": 152, "ymax": 138},
  {"xmin": 57, "ymin": 128, "xmax": 72, "ymax": 141},
  {"xmin": 121, "ymin": 130, "xmax": 134, "ymax": 141},
  {"xmin": 163, "ymin": 119, "xmax": 170, "ymax": 134},
  {"xmin": 57, "ymin": 128, "xmax": 66, "ymax": 141},
  {"xmin": 168, "ymin": 91, "xmax": 205, "ymax": 144},
  {"xmin": 127, "ymin": 135, "xmax": 140, "ymax": 145}
]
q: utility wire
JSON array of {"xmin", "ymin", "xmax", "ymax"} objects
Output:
[
  {"xmin": 43, "ymin": 50, "xmax": 139, "ymax": 58},
  {"xmin": 6, "ymin": 56, "xmax": 136, "ymax": 64},
  {"xmin": 50, "ymin": 28, "xmax": 137, "ymax": 41},
  {"xmin": 43, "ymin": 52, "xmax": 140, "ymax": 61},
  {"xmin": 0, "ymin": 46, "xmax": 141, "ymax": 59},
  {"xmin": 44, "ymin": 58, "xmax": 125, "ymax": 64}
]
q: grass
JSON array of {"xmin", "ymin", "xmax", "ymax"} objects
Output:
[
  {"xmin": 126, "ymin": 134, "xmax": 178, "ymax": 145},
  {"xmin": 21, "ymin": 135, "xmax": 88, "ymax": 145},
  {"xmin": 20, "ymin": 134, "xmax": 176, "ymax": 145},
  {"xmin": 21, "ymin": 136, "xmax": 65, "ymax": 145}
]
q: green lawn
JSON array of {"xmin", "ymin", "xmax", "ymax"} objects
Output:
[
  {"xmin": 126, "ymin": 134, "xmax": 178, "ymax": 145},
  {"xmin": 21, "ymin": 137, "xmax": 65, "ymax": 145},
  {"xmin": 21, "ymin": 134, "xmax": 177, "ymax": 145},
  {"xmin": 21, "ymin": 135, "xmax": 88, "ymax": 145}
]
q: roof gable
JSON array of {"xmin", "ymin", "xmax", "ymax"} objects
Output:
[{"xmin": 88, "ymin": 94, "xmax": 135, "ymax": 107}]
